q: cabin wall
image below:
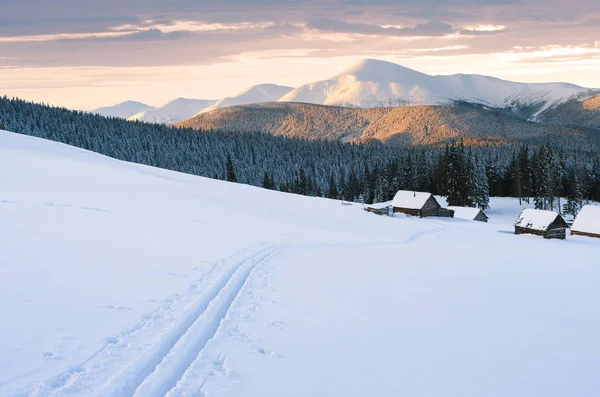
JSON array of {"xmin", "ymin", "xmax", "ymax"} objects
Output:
[
  {"xmin": 393, "ymin": 207, "xmax": 421, "ymax": 217},
  {"xmin": 545, "ymin": 228, "xmax": 566, "ymax": 240},
  {"xmin": 474, "ymin": 212, "xmax": 488, "ymax": 222},
  {"xmin": 571, "ymin": 230, "xmax": 600, "ymax": 239},
  {"xmin": 437, "ymin": 208, "xmax": 454, "ymax": 218},
  {"xmin": 515, "ymin": 226, "xmax": 545, "ymax": 237},
  {"xmin": 515, "ymin": 226, "xmax": 566, "ymax": 240},
  {"xmin": 423, "ymin": 197, "xmax": 441, "ymax": 211}
]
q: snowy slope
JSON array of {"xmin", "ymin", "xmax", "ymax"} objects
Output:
[
  {"xmin": 199, "ymin": 84, "xmax": 293, "ymax": 114},
  {"xmin": 2, "ymin": 130, "xmax": 600, "ymax": 397},
  {"xmin": 91, "ymin": 101, "xmax": 154, "ymax": 119},
  {"xmin": 128, "ymin": 98, "xmax": 217, "ymax": 124},
  {"xmin": 279, "ymin": 58, "xmax": 595, "ymax": 109}
]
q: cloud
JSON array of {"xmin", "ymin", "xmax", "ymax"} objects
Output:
[{"xmin": 306, "ymin": 19, "xmax": 456, "ymax": 37}]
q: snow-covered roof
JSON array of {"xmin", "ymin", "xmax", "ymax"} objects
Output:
[
  {"xmin": 448, "ymin": 206, "xmax": 487, "ymax": 220},
  {"xmin": 572, "ymin": 205, "xmax": 600, "ymax": 235},
  {"xmin": 392, "ymin": 191, "xmax": 435, "ymax": 210},
  {"xmin": 366, "ymin": 201, "xmax": 392, "ymax": 210},
  {"xmin": 515, "ymin": 209, "xmax": 566, "ymax": 231}
]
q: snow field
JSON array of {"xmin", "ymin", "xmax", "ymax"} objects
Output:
[{"xmin": 1, "ymin": 130, "xmax": 600, "ymax": 397}]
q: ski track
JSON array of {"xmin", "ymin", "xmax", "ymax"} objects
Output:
[
  {"xmin": 27, "ymin": 226, "xmax": 443, "ymax": 397},
  {"xmin": 98, "ymin": 245, "xmax": 281, "ymax": 397}
]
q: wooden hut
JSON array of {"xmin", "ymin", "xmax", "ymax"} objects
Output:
[
  {"xmin": 391, "ymin": 191, "xmax": 454, "ymax": 218},
  {"xmin": 571, "ymin": 205, "xmax": 600, "ymax": 239},
  {"xmin": 448, "ymin": 206, "xmax": 489, "ymax": 222},
  {"xmin": 514, "ymin": 209, "xmax": 569, "ymax": 240},
  {"xmin": 364, "ymin": 204, "xmax": 392, "ymax": 216}
]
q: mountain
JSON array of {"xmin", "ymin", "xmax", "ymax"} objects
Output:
[
  {"xmin": 128, "ymin": 98, "xmax": 217, "ymax": 124},
  {"xmin": 199, "ymin": 84, "xmax": 293, "ymax": 114},
  {"xmin": 179, "ymin": 101, "xmax": 600, "ymax": 148},
  {"xmin": 91, "ymin": 100, "xmax": 154, "ymax": 119},
  {"xmin": 278, "ymin": 59, "xmax": 596, "ymax": 111}
]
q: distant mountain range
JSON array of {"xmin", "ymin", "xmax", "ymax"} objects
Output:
[
  {"xmin": 92, "ymin": 101, "xmax": 154, "ymax": 119},
  {"xmin": 91, "ymin": 58, "xmax": 599, "ymax": 147},
  {"xmin": 199, "ymin": 84, "xmax": 293, "ymax": 114},
  {"xmin": 278, "ymin": 59, "xmax": 595, "ymax": 113},
  {"xmin": 129, "ymin": 98, "xmax": 217, "ymax": 124},
  {"xmin": 91, "ymin": 84, "xmax": 293, "ymax": 123}
]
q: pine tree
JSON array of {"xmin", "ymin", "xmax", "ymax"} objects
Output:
[
  {"xmin": 473, "ymin": 156, "xmax": 490, "ymax": 210},
  {"xmin": 226, "ymin": 153, "xmax": 237, "ymax": 182},
  {"xmin": 518, "ymin": 146, "xmax": 531, "ymax": 203},
  {"xmin": 262, "ymin": 172, "xmax": 274, "ymax": 190},
  {"xmin": 327, "ymin": 172, "xmax": 339, "ymax": 199},
  {"xmin": 563, "ymin": 171, "xmax": 584, "ymax": 218}
]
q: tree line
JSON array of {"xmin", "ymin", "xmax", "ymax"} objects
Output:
[{"xmin": 1, "ymin": 96, "xmax": 599, "ymax": 215}]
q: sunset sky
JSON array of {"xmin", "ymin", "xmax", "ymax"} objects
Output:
[{"xmin": 2, "ymin": 0, "xmax": 599, "ymax": 110}]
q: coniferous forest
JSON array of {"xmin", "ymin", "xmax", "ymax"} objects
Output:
[{"xmin": 1, "ymin": 96, "xmax": 599, "ymax": 215}]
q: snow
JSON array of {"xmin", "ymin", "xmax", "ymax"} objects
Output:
[
  {"xmin": 2, "ymin": 130, "xmax": 600, "ymax": 397},
  {"xmin": 572, "ymin": 205, "xmax": 600, "ymax": 235},
  {"xmin": 514, "ymin": 208, "xmax": 564, "ymax": 231},
  {"xmin": 279, "ymin": 58, "xmax": 596, "ymax": 109},
  {"xmin": 391, "ymin": 190, "xmax": 435, "ymax": 209},
  {"xmin": 128, "ymin": 98, "xmax": 216, "ymax": 124},
  {"xmin": 447, "ymin": 206, "xmax": 487, "ymax": 221},
  {"xmin": 199, "ymin": 84, "xmax": 293, "ymax": 115},
  {"xmin": 91, "ymin": 101, "xmax": 154, "ymax": 119}
]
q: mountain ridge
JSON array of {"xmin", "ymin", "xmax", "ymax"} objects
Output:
[
  {"xmin": 278, "ymin": 58, "xmax": 595, "ymax": 110},
  {"xmin": 178, "ymin": 101, "xmax": 600, "ymax": 149}
]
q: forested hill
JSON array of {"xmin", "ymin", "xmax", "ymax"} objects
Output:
[
  {"xmin": 178, "ymin": 101, "xmax": 600, "ymax": 150},
  {"xmin": 1, "ymin": 96, "xmax": 599, "ymax": 209}
]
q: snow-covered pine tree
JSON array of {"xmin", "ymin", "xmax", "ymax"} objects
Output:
[{"xmin": 226, "ymin": 153, "xmax": 237, "ymax": 182}]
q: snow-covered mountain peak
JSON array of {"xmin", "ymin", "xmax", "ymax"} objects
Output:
[
  {"xmin": 279, "ymin": 58, "xmax": 595, "ymax": 109},
  {"xmin": 198, "ymin": 84, "xmax": 293, "ymax": 114},
  {"xmin": 337, "ymin": 58, "xmax": 428, "ymax": 83},
  {"xmin": 92, "ymin": 100, "xmax": 154, "ymax": 119},
  {"xmin": 128, "ymin": 98, "xmax": 216, "ymax": 124}
]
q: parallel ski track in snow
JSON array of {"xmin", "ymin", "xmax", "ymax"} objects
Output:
[
  {"xmin": 30, "ymin": 225, "xmax": 444, "ymax": 397},
  {"xmin": 98, "ymin": 245, "xmax": 282, "ymax": 397}
]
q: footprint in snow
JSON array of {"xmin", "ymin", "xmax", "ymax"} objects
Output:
[
  {"xmin": 168, "ymin": 272, "xmax": 189, "ymax": 278},
  {"xmin": 42, "ymin": 352, "xmax": 64, "ymax": 361},
  {"xmin": 102, "ymin": 305, "xmax": 132, "ymax": 311}
]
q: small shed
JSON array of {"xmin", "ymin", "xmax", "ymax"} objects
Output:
[
  {"xmin": 514, "ymin": 209, "xmax": 569, "ymax": 240},
  {"xmin": 365, "ymin": 204, "xmax": 392, "ymax": 216},
  {"xmin": 391, "ymin": 191, "xmax": 454, "ymax": 218},
  {"xmin": 571, "ymin": 205, "xmax": 600, "ymax": 239},
  {"xmin": 448, "ymin": 206, "xmax": 489, "ymax": 222}
]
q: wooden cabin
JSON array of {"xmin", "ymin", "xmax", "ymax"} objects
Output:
[
  {"xmin": 365, "ymin": 204, "xmax": 392, "ymax": 216},
  {"xmin": 571, "ymin": 205, "xmax": 600, "ymax": 239},
  {"xmin": 391, "ymin": 191, "xmax": 454, "ymax": 218},
  {"xmin": 514, "ymin": 209, "xmax": 569, "ymax": 240},
  {"xmin": 448, "ymin": 206, "xmax": 489, "ymax": 222}
]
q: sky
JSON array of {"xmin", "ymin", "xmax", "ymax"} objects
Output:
[{"xmin": 1, "ymin": 0, "xmax": 599, "ymax": 110}]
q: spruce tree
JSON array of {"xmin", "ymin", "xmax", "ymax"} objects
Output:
[
  {"xmin": 473, "ymin": 156, "xmax": 490, "ymax": 210},
  {"xmin": 327, "ymin": 172, "xmax": 339, "ymax": 199},
  {"xmin": 226, "ymin": 153, "xmax": 237, "ymax": 182}
]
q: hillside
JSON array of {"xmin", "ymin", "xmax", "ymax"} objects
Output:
[
  {"xmin": 179, "ymin": 101, "xmax": 599, "ymax": 148},
  {"xmin": 2, "ymin": 129, "xmax": 600, "ymax": 396},
  {"xmin": 537, "ymin": 94, "xmax": 600, "ymax": 130}
]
